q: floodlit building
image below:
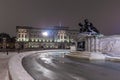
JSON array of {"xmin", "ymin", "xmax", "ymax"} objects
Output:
[{"xmin": 16, "ymin": 26, "xmax": 79, "ymax": 49}]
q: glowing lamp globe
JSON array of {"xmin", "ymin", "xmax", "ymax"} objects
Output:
[{"xmin": 42, "ymin": 32, "xmax": 48, "ymax": 36}]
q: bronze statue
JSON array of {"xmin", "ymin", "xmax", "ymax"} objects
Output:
[{"xmin": 78, "ymin": 19, "xmax": 100, "ymax": 35}]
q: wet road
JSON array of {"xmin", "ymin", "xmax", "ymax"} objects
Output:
[{"xmin": 22, "ymin": 50, "xmax": 120, "ymax": 80}]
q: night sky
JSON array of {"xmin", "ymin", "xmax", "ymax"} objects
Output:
[{"xmin": 1, "ymin": 0, "xmax": 120, "ymax": 36}]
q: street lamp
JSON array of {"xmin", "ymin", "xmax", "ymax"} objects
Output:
[
  {"xmin": 42, "ymin": 31, "xmax": 49, "ymax": 49},
  {"xmin": 42, "ymin": 32, "xmax": 48, "ymax": 36}
]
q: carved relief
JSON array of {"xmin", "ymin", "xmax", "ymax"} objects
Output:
[
  {"xmin": 101, "ymin": 38, "xmax": 120, "ymax": 53},
  {"xmin": 84, "ymin": 35, "xmax": 120, "ymax": 54}
]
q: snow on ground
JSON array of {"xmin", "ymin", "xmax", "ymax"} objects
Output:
[
  {"xmin": 0, "ymin": 52, "xmax": 17, "ymax": 80},
  {"xmin": 0, "ymin": 50, "xmax": 120, "ymax": 80},
  {"xmin": 105, "ymin": 52, "xmax": 120, "ymax": 57}
]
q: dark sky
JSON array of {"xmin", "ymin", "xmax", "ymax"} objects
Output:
[{"xmin": 1, "ymin": 0, "xmax": 120, "ymax": 36}]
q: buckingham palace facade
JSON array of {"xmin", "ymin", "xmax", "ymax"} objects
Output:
[{"xmin": 16, "ymin": 26, "xmax": 79, "ymax": 49}]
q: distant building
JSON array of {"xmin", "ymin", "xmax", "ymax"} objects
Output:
[{"xmin": 16, "ymin": 26, "xmax": 79, "ymax": 49}]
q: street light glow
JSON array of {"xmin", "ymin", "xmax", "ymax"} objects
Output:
[{"xmin": 42, "ymin": 32, "xmax": 48, "ymax": 36}]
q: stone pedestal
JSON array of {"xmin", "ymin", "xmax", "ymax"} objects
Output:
[
  {"xmin": 89, "ymin": 52, "xmax": 105, "ymax": 60},
  {"xmin": 76, "ymin": 35, "xmax": 120, "ymax": 60},
  {"xmin": 85, "ymin": 36, "xmax": 100, "ymax": 52},
  {"xmin": 70, "ymin": 46, "xmax": 76, "ymax": 52}
]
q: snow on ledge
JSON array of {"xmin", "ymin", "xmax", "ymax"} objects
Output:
[{"xmin": 8, "ymin": 51, "xmax": 35, "ymax": 80}]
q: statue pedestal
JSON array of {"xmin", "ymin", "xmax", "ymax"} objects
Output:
[
  {"xmin": 69, "ymin": 51, "xmax": 106, "ymax": 60},
  {"xmin": 70, "ymin": 46, "xmax": 76, "ymax": 52},
  {"xmin": 89, "ymin": 52, "xmax": 105, "ymax": 60}
]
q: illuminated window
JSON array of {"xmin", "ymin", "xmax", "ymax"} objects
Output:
[
  {"xmin": 55, "ymin": 40, "xmax": 57, "ymax": 42},
  {"xmin": 32, "ymin": 39, "xmax": 34, "ymax": 42},
  {"xmin": 46, "ymin": 40, "xmax": 49, "ymax": 42},
  {"xmin": 26, "ymin": 39, "xmax": 29, "ymax": 41},
  {"xmin": 17, "ymin": 39, "xmax": 19, "ymax": 41},
  {"xmin": 50, "ymin": 40, "xmax": 52, "ymax": 42},
  {"xmin": 43, "ymin": 39, "xmax": 45, "ymax": 42},
  {"xmin": 39, "ymin": 39, "xmax": 41, "ymax": 42},
  {"xmin": 36, "ymin": 39, "xmax": 38, "ymax": 42}
]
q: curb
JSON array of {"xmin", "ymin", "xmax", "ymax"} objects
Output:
[
  {"xmin": 65, "ymin": 54, "xmax": 89, "ymax": 60},
  {"xmin": 8, "ymin": 51, "xmax": 35, "ymax": 80},
  {"xmin": 8, "ymin": 49, "xmax": 69, "ymax": 80}
]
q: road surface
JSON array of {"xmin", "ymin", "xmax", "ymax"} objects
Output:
[{"xmin": 22, "ymin": 50, "xmax": 120, "ymax": 80}]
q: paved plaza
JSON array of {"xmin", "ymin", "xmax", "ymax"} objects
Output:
[{"xmin": 0, "ymin": 52, "xmax": 17, "ymax": 80}]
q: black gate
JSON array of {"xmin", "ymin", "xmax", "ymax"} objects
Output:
[{"xmin": 77, "ymin": 41, "xmax": 85, "ymax": 51}]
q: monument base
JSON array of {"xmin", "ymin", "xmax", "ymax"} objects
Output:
[
  {"xmin": 89, "ymin": 52, "xmax": 105, "ymax": 60},
  {"xmin": 68, "ymin": 51, "xmax": 106, "ymax": 60}
]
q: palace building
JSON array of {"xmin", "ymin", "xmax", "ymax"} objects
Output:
[{"xmin": 16, "ymin": 26, "xmax": 79, "ymax": 49}]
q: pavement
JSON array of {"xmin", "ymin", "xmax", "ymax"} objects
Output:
[
  {"xmin": 1, "ymin": 50, "xmax": 120, "ymax": 80},
  {"xmin": 22, "ymin": 50, "xmax": 120, "ymax": 80},
  {"xmin": 0, "ymin": 52, "xmax": 18, "ymax": 80}
]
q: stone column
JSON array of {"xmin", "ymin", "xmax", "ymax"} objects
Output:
[
  {"xmin": 95, "ymin": 37, "xmax": 99, "ymax": 52},
  {"xmin": 90, "ymin": 36, "xmax": 95, "ymax": 52},
  {"xmin": 87, "ymin": 37, "xmax": 91, "ymax": 52},
  {"xmin": 85, "ymin": 37, "xmax": 88, "ymax": 51},
  {"xmin": 97, "ymin": 37, "xmax": 102, "ymax": 52}
]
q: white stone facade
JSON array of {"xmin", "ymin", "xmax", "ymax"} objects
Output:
[{"xmin": 16, "ymin": 26, "xmax": 79, "ymax": 49}]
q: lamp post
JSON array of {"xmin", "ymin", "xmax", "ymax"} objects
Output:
[
  {"xmin": 42, "ymin": 31, "xmax": 48, "ymax": 49},
  {"xmin": 42, "ymin": 32, "xmax": 48, "ymax": 36}
]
